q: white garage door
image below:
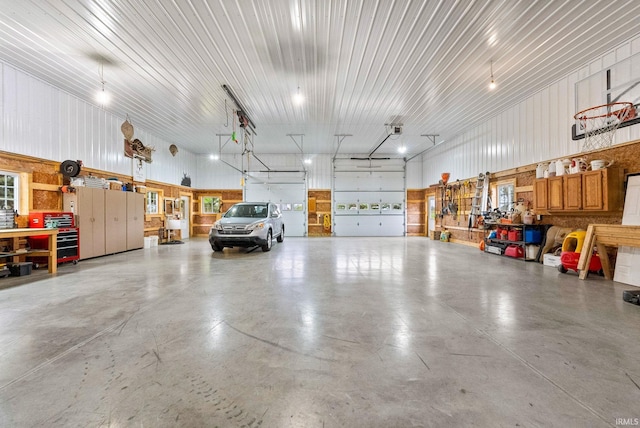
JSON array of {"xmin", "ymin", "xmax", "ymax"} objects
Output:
[
  {"xmin": 333, "ymin": 159, "xmax": 405, "ymax": 237},
  {"xmin": 245, "ymin": 175, "xmax": 307, "ymax": 237}
]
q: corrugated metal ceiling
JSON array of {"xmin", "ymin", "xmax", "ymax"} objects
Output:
[{"xmin": 1, "ymin": 0, "xmax": 639, "ymax": 158}]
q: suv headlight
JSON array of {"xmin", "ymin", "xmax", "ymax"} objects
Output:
[
  {"xmin": 213, "ymin": 221, "xmax": 223, "ymax": 231},
  {"xmin": 247, "ymin": 222, "xmax": 265, "ymax": 231}
]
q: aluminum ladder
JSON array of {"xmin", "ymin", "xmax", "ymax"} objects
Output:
[{"xmin": 469, "ymin": 171, "xmax": 490, "ymax": 229}]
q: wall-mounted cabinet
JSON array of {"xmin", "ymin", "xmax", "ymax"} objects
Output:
[
  {"xmin": 533, "ymin": 179, "xmax": 548, "ymax": 212},
  {"xmin": 547, "ymin": 176, "xmax": 564, "ymax": 211},
  {"xmin": 564, "ymin": 174, "xmax": 583, "ymax": 210},
  {"xmin": 533, "ymin": 167, "xmax": 624, "ymax": 213}
]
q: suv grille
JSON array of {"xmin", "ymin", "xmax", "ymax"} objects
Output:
[{"xmin": 220, "ymin": 226, "xmax": 251, "ymax": 235}]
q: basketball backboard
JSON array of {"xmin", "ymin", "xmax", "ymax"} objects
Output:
[{"xmin": 573, "ymin": 51, "xmax": 640, "ymax": 141}]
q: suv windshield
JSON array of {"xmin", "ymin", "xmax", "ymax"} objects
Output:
[{"xmin": 225, "ymin": 204, "xmax": 268, "ymax": 218}]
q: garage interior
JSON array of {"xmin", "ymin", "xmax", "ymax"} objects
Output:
[{"xmin": 1, "ymin": 1, "xmax": 640, "ymax": 426}]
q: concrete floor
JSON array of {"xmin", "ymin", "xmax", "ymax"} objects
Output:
[{"xmin": 0, "ymin": 237, "xmax": 639, "ymax": 427}]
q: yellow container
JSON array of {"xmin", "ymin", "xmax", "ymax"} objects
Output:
[{"xmin": 561, "ymin": 230, "xmax": 586, "ymax": 253}]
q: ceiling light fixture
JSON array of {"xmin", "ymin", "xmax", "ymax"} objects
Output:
[
  {"xmin": 398, "ymin": 146, "xmax": 407, "ymax": 154},
  {"xmin": 303, "ymin": 158, "xmax": 312, "ymax": 164},
  {"xmin": 488, "ymin": 33, "xmax": 498, "ymax": 47},
  {"xmin": 95, "ymin": 62, "xmax": 110, "ymax": 106},
  {"xmin": 210, "ymin": 154, "xmax": 219, "ymax": 160},
  {"xmin": 488, "ymin": 60, "xmax": 497, "ymax": 90},
  {"xmin": 293, "ymin": 86, "xmax": 304, "ymax": 105}
]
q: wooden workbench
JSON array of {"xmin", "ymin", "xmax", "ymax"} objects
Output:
[
  {"xmin": 577, "ymin": 224, "xmax": 640, "ymax": 280},
  {"xmin": 0, "ymin": 228, "xmax": 59, "ymax": 274}
]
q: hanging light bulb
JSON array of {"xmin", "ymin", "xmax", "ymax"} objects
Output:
[
  {"xmin": 95, "ymin": 62, "xmax": 110, "ymax": 106},
  {"xmin": 488, "ymin": 60, "xmax": 497, "ymax": 90},
  {"xmin": 96, "ymin": 81, "xmax": 110, "ymax": 105},
  {"xmin": 398, "ymin": 145, "xmax": 407, "ymax": 154},
  {"xmin": 293, "ymin": 86, "xmax": 304, "ymax": 105}
]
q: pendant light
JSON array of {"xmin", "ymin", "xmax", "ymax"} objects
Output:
[
  {"xmin": 488, "ymin": 60, "xmax": 497, "ymax": 90},
  {"xmin": 293, "ymin": 86, "xmax": 304, "ymax": 105},
  {"xmin": 96, "ymin": 62, "xmax": 110, "ymax": 106}
]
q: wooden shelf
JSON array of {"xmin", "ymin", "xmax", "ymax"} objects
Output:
[{"xmin": 439, "ymin": 225, "xmax": 484, "ymax": 232}]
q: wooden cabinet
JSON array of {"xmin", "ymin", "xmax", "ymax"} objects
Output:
[
  {"xmin": 532, "ymin": 167, "xmax": 624, "ymax": 213},
  {"xmin": 64, "ymin": 188, "xmax": 145, "ymax": 259},
  {"xmin": 547, "ymin": 176, "xmax": 564, "ymax": 211},
  {"xmin": 126, "ymin": 192, "xmax": 145, "ymax": 250},
  {"xmin": 582, "ymin": 170, "xmax": 604, "ymax": 210},
  {"xmin": 563, "ymin": 174, "xmax": 583, "ymax": 210},
  {"xmin": 533, "ymin": 179, "xmax": 548, "ymax": 212}
]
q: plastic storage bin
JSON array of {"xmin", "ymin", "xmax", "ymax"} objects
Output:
[
  {"xmin": 524, "ymin": 229, "xmax": 542, "ymax": 244},
  {"xmin": 9, "ymin": 262, "xmax": 33, "ymax": 276}
]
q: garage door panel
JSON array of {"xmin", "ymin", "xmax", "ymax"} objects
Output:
[
  {"xmin": 333, "ymin": 166, "xmax": 405, "ymax": 236},
  {"xmin": 334, "ymin": 171, "xmax": 404, "ymax": 191},
  {"xmin": 245, "ymin": 181, "xmax": 306, "ymax": 237},
  {"xmin": 335, "ymin": 191, "xmax": 404, "ymax": 215},
  {"xmin": 378, "ymin": 216, "xmax": 405, "ymax": 236},
  {"xmin": 333, "ymin": 215, "xmax": 404, "ymax": 236}
]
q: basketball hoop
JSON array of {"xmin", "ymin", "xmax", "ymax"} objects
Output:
[{"xmin": 574, "ymin": 102, "xmax": 635, "ymax": 152}]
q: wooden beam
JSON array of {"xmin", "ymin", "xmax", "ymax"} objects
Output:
[
  {"xmin": 515, "ymin": 185, "xmax": 533, "ymax": 193},
  {"xmin": 31, "ymin": 183, "xmax": 61, "ymax": 191},
  {"xmin": 578, "ymin": 224, "xmax": 640, "ymax": 280}
]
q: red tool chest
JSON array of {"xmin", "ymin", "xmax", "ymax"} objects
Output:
[{"xmin": 28, "ymin": 212, "xmax": 80, "ymax": 265}]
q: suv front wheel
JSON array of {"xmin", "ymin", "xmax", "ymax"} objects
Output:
[{"xmin": 261, "ymin": 230, "xmax": 272, "ymax": 252}]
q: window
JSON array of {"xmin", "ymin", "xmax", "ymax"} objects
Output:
[
  {"xmin": 0, "ymin": 171, "xmax": 18, "ymax": 210},
  {"xmin": 497, "ymin": 183, "xmax": 515, "ymax": 212},
  {"xmin": 201, "ymin": 196, "xmax": 221, "ymax": 214},
  {"xmin": 146, "ymin": 191, "xmax": 160, "ymax": 214}
]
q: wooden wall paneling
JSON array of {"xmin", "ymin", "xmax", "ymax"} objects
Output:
[
  {"xmin": 308, "ymin": 189, "xmax": 332, "ymax": 236},
  {"xmin": 188, "ymin": 189, "xmax": 242, "ymax": 237},
  {"xmin": 406, "ymin": 188, "xmax": 426, "ymax": 236}
]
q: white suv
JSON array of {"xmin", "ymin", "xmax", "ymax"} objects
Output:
[{"xmin": 209, "ymin": 202, "xmax": 284, "ymax": 252}]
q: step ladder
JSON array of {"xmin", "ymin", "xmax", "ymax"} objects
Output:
[{"xmin": 469, "ymin": 171, "xmax": 490, "ymax": 229}]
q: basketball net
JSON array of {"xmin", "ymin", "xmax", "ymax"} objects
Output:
[{"xmin": 575, "ymin": 102, "xmax": 635, "ymax": 152}]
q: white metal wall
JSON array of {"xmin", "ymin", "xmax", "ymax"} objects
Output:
[
  {"xmin": 197, "ymin": 154, "xmax": 244, "ymax": 189},
  {"xmin": 0, "ymin": 61, "xmax": 197, "ymax": 187},
  {"xmin": 2, "ymin": 31, "xmax": 637, "ymax": 194},
  {"xmin": 422, "ymin": 35, "xmax": 640, "ymax": 186},
  {"xmin": 405, "ymin": 158, "xmax": 423, "ymax": 188},
  {"xmin": 197, "ymin": 152, "xmax": 333, "ymax": 190}
]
